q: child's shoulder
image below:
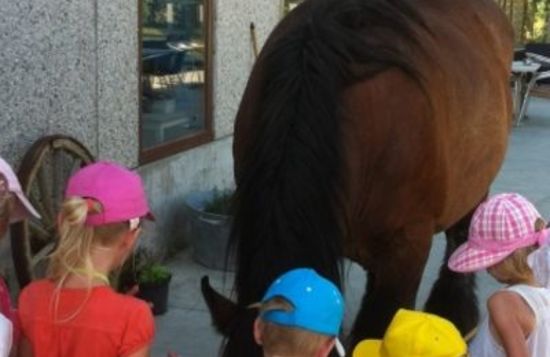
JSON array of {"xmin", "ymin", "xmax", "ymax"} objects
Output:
[
  {"xmin": 488, "ymin": 289, "xmax": 524, "ymax": 308},
  {"xmin": 20, "ymin": 280, "xmax": 149, "ymax": 315},
  {"xmin": 102, "ymin": 292, "xmax": 154, "ymax": 330},
  {"xmin": 18, "ymin": 279, "xmax": 56, "ymax": 312},
  {"xmin": 98, "ymin": 288, "xmax": 152, "ymax": 317},
  {"xmin": 20, "ymin": 279, "xmax": 54, "ymax": 296},
  {"xmin": 487, "ymin": 286, "xmax": 535, "ymax": 317}
]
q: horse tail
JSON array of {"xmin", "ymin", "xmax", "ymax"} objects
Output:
[{"xmin": 231, "ymin": 0, "xmax": 427, "ymax": 305}]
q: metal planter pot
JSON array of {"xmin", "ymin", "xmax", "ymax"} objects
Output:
[{"xmin": 183, "ymin": 190, "xmax": 235, "ymax": 271}]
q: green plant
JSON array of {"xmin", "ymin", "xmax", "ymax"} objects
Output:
[
  {"xmin": 116, "ymin": 248, "xmax": 171, "ymax": 290},
  {"xmin": 203, "ymin": 189, "xmax": 233, "ymax": 215},
  {"xmin": 138, "ymin": 263, "xmax": 171, "ymax": 285}
]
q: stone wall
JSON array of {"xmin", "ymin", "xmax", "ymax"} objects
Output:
[
  {"xmin": 0, "ymin": 0, "xmax": 281, "ymax": 283},
  {"xmin": 0, "ymin": 0, "xmax": 280, "ymax": 168}
]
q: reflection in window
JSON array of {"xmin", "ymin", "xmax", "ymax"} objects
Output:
[
  {"xmin": 141, "ymin": 0, "xmax": 208, "ymax": 150},
  {"xmin": 283, "ymin": 0, "xmax": 304, "ymax": 15}
]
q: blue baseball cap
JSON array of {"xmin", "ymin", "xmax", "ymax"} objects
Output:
[{"xmin": 260, "ymin": 268, "xmax": 345, "ymax": 336}]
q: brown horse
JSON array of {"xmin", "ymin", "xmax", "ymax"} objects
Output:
[{"xmin": 202, "ymin": 0, "xmax": 514, "ymax": 355}]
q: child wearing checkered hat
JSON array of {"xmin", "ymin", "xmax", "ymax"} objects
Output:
[
  {"xmin": 252, "ymin": 268, "xmax": 346, "ymax": 357},
  {"xmin": 448, "ymin": 193, "xmax": 550, "ymax": 357}
]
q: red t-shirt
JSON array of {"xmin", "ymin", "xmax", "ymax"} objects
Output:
[{"xmin": 18, "ymin": 280, "xmax": 154, "ymax": 357}]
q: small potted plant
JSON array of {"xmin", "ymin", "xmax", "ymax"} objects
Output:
[
  {"xmin": 183, "ymin": 188, "xmax": 235, "ymax": 270},
  {"xmin": 116, "ymin": 249, "xmax": 172, "ymax": 315},
  {"xmin": 136, "ymin": 261, "xmax": 172, "ymax": 315}
]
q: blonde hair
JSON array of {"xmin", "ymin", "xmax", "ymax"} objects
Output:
[
  {"xmin": 489, "ymin": 218, "xmax": 547, "ymax": 285},
  {"xmin": 258, "ymin": 297, "xmax": 332, "ymax": 357},
  {"xmin": 47, "ymin": 197, "xmax": 132, "ymax": 320},
  {"xmin": 490, "ymin": 245, "xmax": 537, "ymax": 285},
  {"xmin": 47, "ymin": 197, "xmax": 130, "ymax": 282}
]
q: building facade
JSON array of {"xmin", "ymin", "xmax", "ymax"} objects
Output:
[{"xmin": 0, "ymin": 0, "xmax": 284, "ymax": 274}]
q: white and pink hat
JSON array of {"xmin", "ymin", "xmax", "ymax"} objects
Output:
[
  {"xmin": 0, "ymin": 156, "xmax": 40, "ymax": 222},
  {"xmin": 448, "ymin": 193, "xmax": 549, "ymax": 273}
]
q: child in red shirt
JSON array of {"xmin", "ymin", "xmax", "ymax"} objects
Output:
[
  {"xmin": 18, "ymin": 161, "xmax": 155, "ymax": 357},
  {"xmin": 0, "ymin": 156, "xmax": 41, "ymax": 357}
]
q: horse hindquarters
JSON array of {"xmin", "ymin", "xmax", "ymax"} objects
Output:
[{"xmin": 342, "ymin": 60, "xmax": 444, "ymax": 342}]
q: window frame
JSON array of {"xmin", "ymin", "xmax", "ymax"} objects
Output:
[{"xmin": 138, "ymin": 0, "xmax": 214, "ymax": 164}]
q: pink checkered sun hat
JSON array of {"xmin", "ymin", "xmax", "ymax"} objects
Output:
[{"xmin": 448, "ymin": 193, "xmax": 549, "ymax": 273}]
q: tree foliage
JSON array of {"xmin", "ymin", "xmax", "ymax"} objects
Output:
[
  {"xmin": 143, "ymin": 0, "xmax": 548, "ymax": 45},
  {"xmin": 495, "ymin": 0, "xmax": 550, "ymax": 43},
  {"xmin": 142, "ymin": 0, "xmax": 203, "ymax": 38}
]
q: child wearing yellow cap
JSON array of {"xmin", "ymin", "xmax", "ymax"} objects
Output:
[{"xmin": 352, "ymin": 309, "xmax": 467, "ymax": 357}]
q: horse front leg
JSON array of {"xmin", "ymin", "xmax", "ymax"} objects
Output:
[
  {"xmin": 350, "ymin": 224, "xmax": 433, "ymax": 346},
  {"xmin": 424, "ymin": 207, "xmax": 479, "ymax": 336}
]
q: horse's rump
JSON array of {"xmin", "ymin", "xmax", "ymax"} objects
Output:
[
  {"xmin": 342, "ymin": 0, "xmax": 514, "ymax": 260},
  {"xmin": 206, "ymin": 0, "xmax": 514, "ymax": 355}
]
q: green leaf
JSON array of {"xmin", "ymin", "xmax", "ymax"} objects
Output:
[{"xmin": 138, "ymin": 263, "xmax": 171, "ymax": 284}]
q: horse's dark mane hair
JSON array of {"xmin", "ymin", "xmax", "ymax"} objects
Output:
[{"xmin": 230, "ymin": 0, "xmax": 427, "ymax": 306}]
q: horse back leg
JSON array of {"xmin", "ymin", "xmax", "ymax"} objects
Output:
[
  {"xmin": 424, "ymin": 203, "xmax": 481, "ymax": 335},
  {"xmin": 350, "ymin": 222, "xmax": 433, "ymax": 345}
]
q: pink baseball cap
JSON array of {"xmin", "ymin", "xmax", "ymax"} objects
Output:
[
  {"xmin": 0, "ymin": 156, "xmax": 41, "ymax": 222},
  {"xmin": 448, "ymin": 193, "xmax": 549, "ymax": 273},
  {"xmin": 65, "ymin": 161, "xmax": 154, "ymax": 226}
]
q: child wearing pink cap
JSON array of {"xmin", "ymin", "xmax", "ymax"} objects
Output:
[
  {"xmin": 17, "ymin": 161, "xmax": 156, "ymax": 357},
  {"xmin": 448, "ymin": 193, "xmax": 550, "ymax": 357},
  {"xmin": 0, "ymin": 156, "xmax": 41, "ymax": 357}
]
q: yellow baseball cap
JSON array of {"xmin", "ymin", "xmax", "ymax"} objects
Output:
[{"xmin": 352, "ymin": 309, "xmax": 467, "ymax": 357}]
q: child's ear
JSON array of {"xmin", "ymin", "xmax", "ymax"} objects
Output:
[
  {"xmin": 317, "ymin": 338, "xmax": 336, "ymax": 357},
  {"xmin": 253, "ymin": 318, "xmax": 264, "ymax": 346},
  {"xmin": 535, "ymin": 218, "xmax": 546, "ymax": 231},
  {"xmin": 122, "ymin": 228, "xmax": 141, "ymax": 249}
]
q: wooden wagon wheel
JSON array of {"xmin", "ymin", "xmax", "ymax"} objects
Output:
[{"xmin": 11, "ymin": 135, "xmax": 95, "ymax": 288}]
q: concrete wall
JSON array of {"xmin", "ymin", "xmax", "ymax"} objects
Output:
[
  {"xmin": 0, "ymin": 0, "xmax": 281, "ymax": 280},
  {"xmin": 0, "ymin": 0, "xmax": 139, "ymax": 167},
  {"xmin": 138, "ymin": 136, "xmax": 234, "ymax": 253},
  {"xmin": 0, "ymin": 0, "xmax": 280, "ymax": 167},
  {"xmin": 213, "ymin": 0, "xmax": 279, "ymax": 137}
]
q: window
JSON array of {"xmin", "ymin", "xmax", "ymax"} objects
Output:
[{"xmin": 139, "ymin": 0, "xmax": 213, "ymax": 163}]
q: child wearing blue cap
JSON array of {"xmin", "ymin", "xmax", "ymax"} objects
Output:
[{"xmin": 252, "ymin": 268, "xmax": 346, "ymax": 357}]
